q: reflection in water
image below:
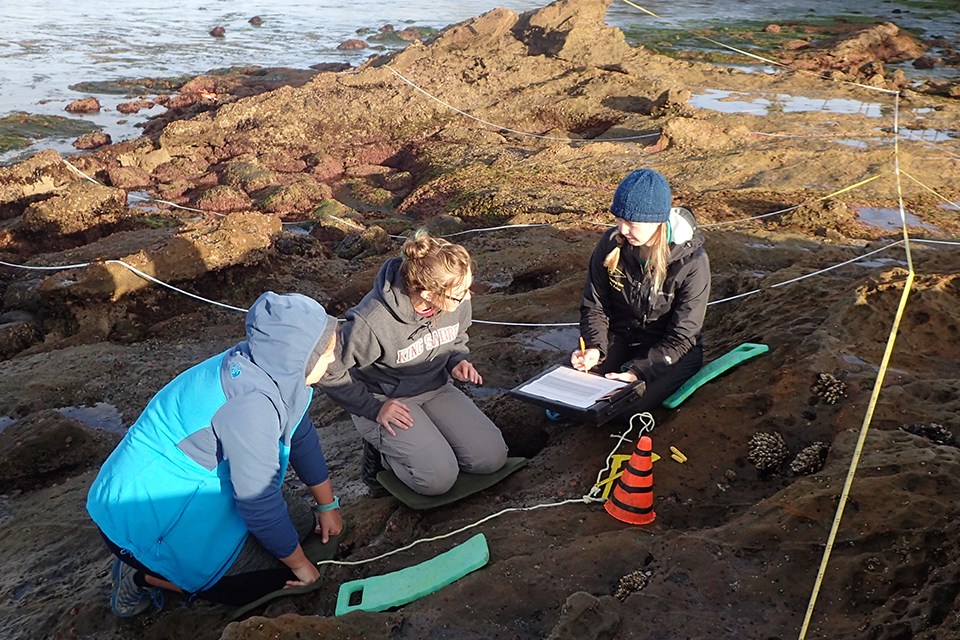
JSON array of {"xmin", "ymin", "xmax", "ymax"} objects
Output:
[
  {"xmin": 0, "ymin": 416, "xmax": 16, "ymax": 435},
  {"xmin": 897, "ymin": 128, "xmax": 958, "ymax": 143},
  {"xmin": 57, "ymin": 402, "xmax": 126, "ymax": 433},
  {"xmin": 855, "ymin": 207, "xmax": 938, "ymax": 231},
  {"xmin": 690, "ymin": 89, "xmax": 884, "ymax": 117},
  {"xmin": 126, "ymin": 191, "xmax": 164, "ymax": 212},
  {"xmin": 856, "ymin": 258, "xmax": 907, "ymax": 269},
  {"xmin": 523, "ymin": 328, "xmax": 580, "ymax": 351}
]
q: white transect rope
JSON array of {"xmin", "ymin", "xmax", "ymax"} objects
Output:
[
  {"xmin": 617, "ymin": 0, "xmax": 899, "ymax": 96},
  {"xmin": 473, "ymin": 319, "xmax": 578, "ymax": 327},
  {"xmin": 0, "ymin": 239, "xmax": 940, "ymax": 325},
  {"xmin": 314, "ymin": 497, "xmax": 595, "ymax": 569},
  {"xmin": 706, "ymin": 241, "xmax": 905, "ymax": 307},
  {"xmin": 316, "ymin": 417, "xmax": 645, "ymax": 569},
  {"xmin": 127, "ymin": 191, "xmax": 214, "ymax": 216},
  {"xmin": 441, "ymin": 223, "xmax": 553, "ymax": 238},
  {"xmin": 61, "ymin": 158, "xmax": 101, "ymax": 185},
  {"xmin": 701, "ymin": 172, "xmax": 887, "ymax": 228},
  {"xmin": 63, "ymin": 158, "xmax": 320, "ymax": 227},
  {"xmin": 385, "ymin": 66, "xmax": 661, "ymax": 143},
  {"xmin": 102, "ymin": 260, "xmax": 249, "ymax": 313},
  {"xmin": 62, "ymin": 159, "xmax": 226, "ymax": 218},
  {"xmin": 899, "ymin": 130, "xmax": 960, "ymax": 161},
  {"xmin": 586, "ymin": 411, "xmax": 655, "ymax": 500},
  {"xmin": 699, "ymin": 204, "xmax": 802, "ymax": 228},
  {"xmin": 914, "ymin": 239, "xmax": 960, "ymax": 246},
  {"xmin": 0, "ymin": 260, "xmax": 93, "ymax": 271},
  {"xmin": 751, "ymin": 130, "xmax": 883, "ymax": 140}
]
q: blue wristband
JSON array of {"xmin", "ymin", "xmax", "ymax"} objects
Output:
[{"xmin": 313, "ymin": 496, "xmax": 340, "ymax": 512}]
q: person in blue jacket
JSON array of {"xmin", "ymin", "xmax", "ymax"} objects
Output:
[{"xmin": 87, "ymin": 292, "xmax": 343, "ymax": 616}]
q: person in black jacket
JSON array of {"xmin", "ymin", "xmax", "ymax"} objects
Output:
[{"xmin": 572, "ymin": 169, "xmax": 710, "ymax": 412}]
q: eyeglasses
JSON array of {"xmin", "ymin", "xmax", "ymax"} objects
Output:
[{"xmin": 444, "ymin": 289, "xmax": 472, "ymax": 304}]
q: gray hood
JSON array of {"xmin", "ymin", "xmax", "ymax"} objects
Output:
[
  {"xmin": 371, "ymin": 257, "xmax": 423, "ymax": 326},
  {"xmin": 241, "ymin": 292, "xmax": 336, "ymax": 426}
]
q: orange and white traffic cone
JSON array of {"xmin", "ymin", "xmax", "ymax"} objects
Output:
[{"xmin": 604, "ymin": 435, "xmax": 656, "ymax": 525}]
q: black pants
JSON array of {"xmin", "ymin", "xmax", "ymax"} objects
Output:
[
  {"xmin": 595, "ymin": 335, "xmax": 703, "ymax": 414},
  {"xmin": 100, "ymin": 529, "xmax": 296, "ymax": 606}
]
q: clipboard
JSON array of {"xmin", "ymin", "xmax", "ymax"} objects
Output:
[{"xmin": 509, "ymin": 364, "xmax": 647, "ymax": 426}]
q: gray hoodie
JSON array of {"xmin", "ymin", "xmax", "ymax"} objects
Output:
[{"xmin": 319, "ymin": 257, "xmax": 471, "ymax": 420}]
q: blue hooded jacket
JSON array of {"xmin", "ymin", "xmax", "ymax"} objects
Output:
[{"xmin": 87, "ymin": 292, "xmax": 336, "ymax": 592}]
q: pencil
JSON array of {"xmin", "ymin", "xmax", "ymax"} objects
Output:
[{"xmin": 580, "ymin": 336, "xmax": 586, "ymax": 355}]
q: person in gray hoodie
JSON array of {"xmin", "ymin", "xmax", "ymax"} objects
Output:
[
  {"xmin": 572, "ymin": 169, "xmax": 711, "ymax": 412},
  {"xmin": 87, "ymin": 292, "xmax": 342, "ymax": 616},
  {"xmin": 320, "ymin": 231, "xmax": 508, "ymax": 496}
]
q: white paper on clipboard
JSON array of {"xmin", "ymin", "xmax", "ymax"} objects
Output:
[{"xmin": 515, "ymin": 367, "xmax": 627, "ymax": 409}]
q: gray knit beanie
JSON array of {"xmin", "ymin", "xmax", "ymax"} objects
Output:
[{"xmin": 610, "ymin": 169, "xmax": 672, "ymax": 223}]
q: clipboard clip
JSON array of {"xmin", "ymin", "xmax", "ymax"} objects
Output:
[{"xmin": 596, "ymin": 379, "xmax": 645, "ymax": 403}]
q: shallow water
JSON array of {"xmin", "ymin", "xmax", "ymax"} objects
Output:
[
  {"xmin": 855, "ymin": 206, "xmax": 938, "ymax": 231},
  {"xmin": 523, "ymin": 328, "xmax": 580, "ymax": 351},
  {"xmin": 689, "ymin": 89, "xmax": 887, "ymax": 117},
  {"xmin": 2, "ymin": 0, "xmax": 958, "ymax": 163},
  {"xmin": 56, "ymin": 402, "xmax": 126, "ymax": 433},
  {"xmin": 0, "ymin": 403, "xmax": 125, "ymax": 435}
]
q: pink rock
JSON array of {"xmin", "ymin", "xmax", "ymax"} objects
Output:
[
  {"xmin": 65, "ymin": 97, "xmax": 101, "ymax": 114},
  {"xmin": 337, "ymin": 39, "xmax": 368, "ymax": 50},
  {"xmin": 117, "ymin": 100, "xmax": 154, "ymax": 114},
  {"xmin": 396, "ymin": 28, "xmax": 423, "ymax": 41},
  {"xmin": 913, "ymin": 56, "xmax": 943, "ymax": 69},
  {"xmin": 72, "ymin": 132, "xmax": 112, "ymax": 150}
]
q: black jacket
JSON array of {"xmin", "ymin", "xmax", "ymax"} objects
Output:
[{"xmin": 580, "ymin": 208, "xmax": 710, "ymax": 382}]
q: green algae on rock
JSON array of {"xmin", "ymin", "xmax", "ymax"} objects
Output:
[{"xmin": 0, "ymin": 113, "xmax": 100, "ymax": 153}]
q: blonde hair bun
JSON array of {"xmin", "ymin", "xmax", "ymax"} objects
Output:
[
  {"xmin": 399, "ymin": 229, "xmax": 472, "ymax": 316},
  {"xmin": 402, "ymin": 233, "xmax": 436, "ymax": 261}
]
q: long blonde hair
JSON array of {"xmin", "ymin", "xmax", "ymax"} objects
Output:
[
  {"xmin": 603, "ymin": 223, "xmax": 670, "ymax": 294},
  {"xmin": 400, "ymin": 230, "xmax": 471, "ymax": 315}
]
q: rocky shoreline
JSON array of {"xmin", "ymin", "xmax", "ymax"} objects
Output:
[{"xmin": 1, "ymin": 0, "xmax": 959, "ymax": 638}]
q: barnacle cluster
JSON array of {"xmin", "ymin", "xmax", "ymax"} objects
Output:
[
  {"xmin": 900, "ymin": 422, "xmax": 956, "ymax": 447},
  {"xmin": 789, "ymin": 441, "xmax": 830, "ymax": 475},
  {"xmin": 813, "ymin": 372, "xmax": 847, "ymax": 404},
  {"xmin": 614, "ymin": 569, "xmax": 652, "ymax": 601},
  {"xmin": 747, "ymin": 431, "xmax": 789, "ymax": 473}
]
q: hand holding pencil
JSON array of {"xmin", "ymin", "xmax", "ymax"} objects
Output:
[{"xmin": 572, "ymin": 336, "xmax": 601, "ymax": 372}]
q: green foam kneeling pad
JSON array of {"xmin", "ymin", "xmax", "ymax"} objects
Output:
[
  {"xmin": 335, "ymin": 533, "xmax": 489, "ymax": 616},
  {"xmin": 376, "ymin": 457, "xmax": 528, "ymax": 510},
  {"xmin": 662, "ymin": 342, "xmax": 769, "ymax": 409}
]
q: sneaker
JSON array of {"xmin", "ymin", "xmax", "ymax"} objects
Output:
[
  {"xmin": 361, "ymin": 440, "xmax": 389, "ymax": 497},
  {"xmin": 110, "ymin": 558, "xmax": 162, "ymax": 618}
]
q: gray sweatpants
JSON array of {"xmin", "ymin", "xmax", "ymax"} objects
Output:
[{"xmin": 353, "ymin": 382, "xmax": 508, "ymax": 496}]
